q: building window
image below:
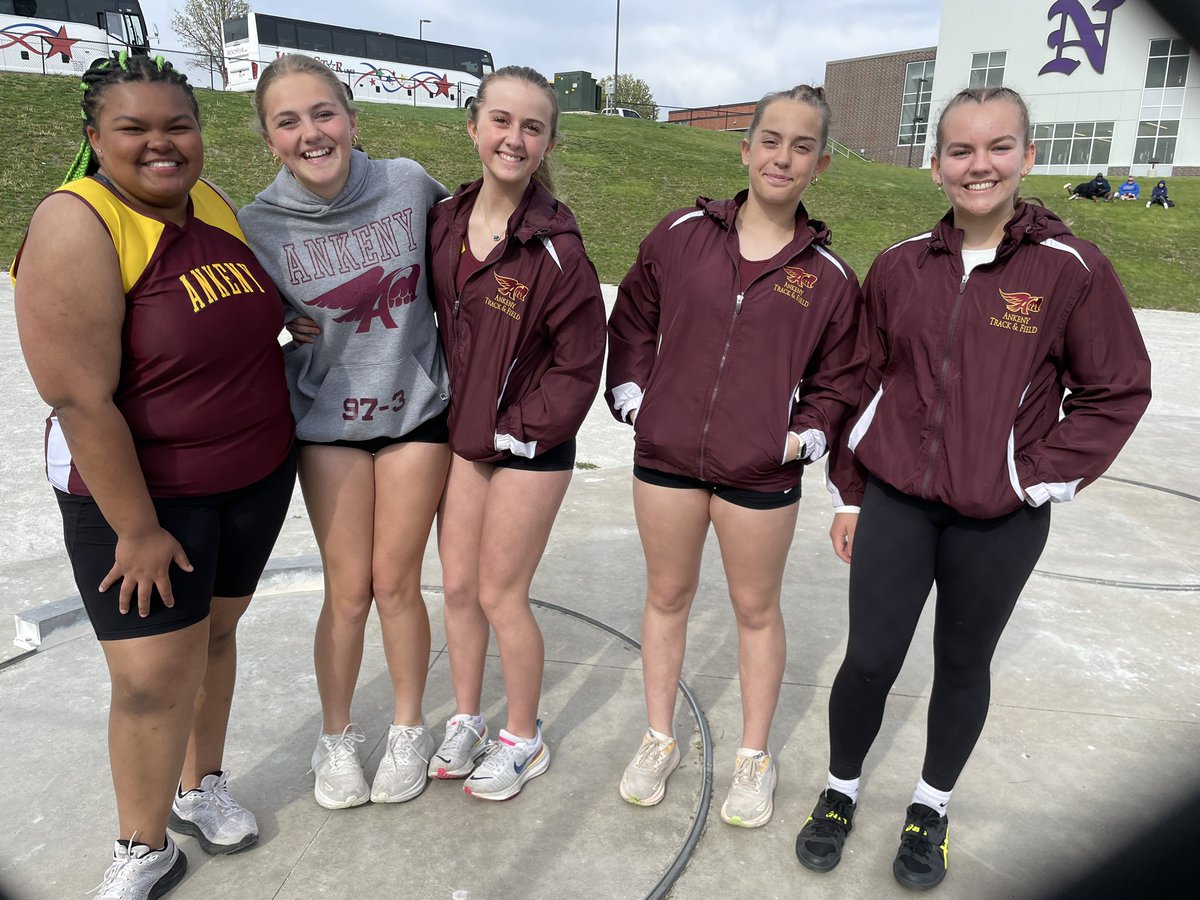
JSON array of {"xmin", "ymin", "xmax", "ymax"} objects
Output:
[
  {"xmin": 1134, "ymin": 120, "xmax": 1178, "ymax": 164},
  {"xmin": 1033, "ymin": 122, "xmax": 1113, "ymax": 168},
  {"xmin": 969, "ymin": 51, "xmax": 1006, "ymax": 87},
  {"xmin": 898, "ymin": 60, "xmax": 935, "ymax": 147},
  {"xmin": 1145, "ymin": 39, "xmax": 1189, "ymax": 88}
]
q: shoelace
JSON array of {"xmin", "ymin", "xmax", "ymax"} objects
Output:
[
  {"xmin": 900, "ymin": 815, "xmax": 940, "ymax": 861},
  {"xmin": 88, "ymin": 833, "xmax": 141, "ymax": 896},
  {"xmin": 807, "ymin": 796, "xmax": 855, "ymax": 839},
  {"xmin": 473, "ymin": 739, "xmax": 520, "ymax": 777},
  {"xmin": 441, "ymin": 720, "xmax": 482, "ymax": 756},
  {"xmin": 634, "ymin": 735, "xmax": 674, "ymax": 771},
  {"xmin": 207, "ymin": 772, "xmax": 241, "ymax": 816},
  {"xmin": 314, "ymin": 724, "xmax": 365, "ymax": 774},
  {"xmin": 731, "ymin": 753, "xmax": 766, "ymax": 791},
  {"xmin": 387, "ymin": 726, "xmax": 429, "ymax": 765}
]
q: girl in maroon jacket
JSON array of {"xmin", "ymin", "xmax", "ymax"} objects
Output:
[
  {"xmin": 798, "ymin": 87, "xmax": 1150, "ymax": 890},
  {"xmin": 606, "ymin": 85, "xmax": 864, "ymax": 828},
  {"xmin": 427, "ymin": 66, "xmax": 605, "ymax": 800}
]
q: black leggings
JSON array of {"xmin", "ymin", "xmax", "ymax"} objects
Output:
[{"xmin": 828, "ymin": 477, "xmax": 1051, "ymax": 791}]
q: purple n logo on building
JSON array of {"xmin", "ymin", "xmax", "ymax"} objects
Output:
[{"xmin": 1039, "ymin": 0, "xmax": 1126, "ymax": 77}]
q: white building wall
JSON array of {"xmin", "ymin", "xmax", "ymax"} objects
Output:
[{"xmin": 924, "ymin": 0, "xmax": 1197, "ymax": 174}]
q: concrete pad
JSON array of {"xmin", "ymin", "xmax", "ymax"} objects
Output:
[{"xmin": 2, "ymin": 279, "xmax": 1199, "ymax": 898}]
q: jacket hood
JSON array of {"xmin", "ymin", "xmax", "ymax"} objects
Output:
[
  {"xmin": 696, "ymin": 190, "xmax": 832, "ymax": 249},
  {"xmin": 927, "ymin": 202, "xmax": 1073, "ymax": 261},
  {"xmin": 253, "ymin": 148, "xmax": 373, "ymax": 217},
  {"xmin": 441, "ymin": 178, "xmax": 581, "ymax": 243}
]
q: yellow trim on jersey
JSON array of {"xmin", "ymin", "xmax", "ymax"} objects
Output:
[{"xmin": 49, "ymin": 178, "xmax": 248, "ymax": 295}]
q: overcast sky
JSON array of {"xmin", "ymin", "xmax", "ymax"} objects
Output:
[{"xmin": 138, "ymin": 0, "xmax": 941, "ymax": 110}]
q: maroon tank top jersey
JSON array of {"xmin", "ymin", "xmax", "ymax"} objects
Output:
[{"xmin": 32, "ymin": 177, "xmax": 294, "ymax": 497}]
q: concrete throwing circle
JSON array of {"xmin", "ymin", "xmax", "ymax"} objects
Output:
[{"xmin": 1033, "ymin": 475, "xmax": 1200, "ymax": 591}]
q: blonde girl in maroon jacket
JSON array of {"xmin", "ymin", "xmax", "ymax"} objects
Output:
[
  {"xmin": 797, "ymin": 87, "xmax": 1150, "ymax": 891},
  {"xmin": 426, "ymin": 66, "xmax": 605, "ymax": 800},
  {"xmin": 606, "ymin": 85, "xmax": 864, "ymax": 829}
]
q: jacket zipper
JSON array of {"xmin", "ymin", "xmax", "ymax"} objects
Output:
[
  {"xmin": 920, "ymin": 272, "xmax": 970, "ymax": 498},
  {"xmin": 698, "ymin": 291, "xmax": 743, "ymax": 479}
]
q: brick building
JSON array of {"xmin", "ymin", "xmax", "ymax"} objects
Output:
[
  {"xmin": 823, "ymin": 48, "xmax": 937, "ymax": 167},
  {"xmin": 671, "ymin": 1, "xmax": 1197, "ymax": 177},
  {"xmin": 667, "ymin": 102, "xmax": 757, "ymax": 132}
]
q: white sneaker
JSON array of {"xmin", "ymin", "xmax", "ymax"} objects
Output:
[
  {"xmin": 310, "ymin": 724, "xmax": 369, "ymax": 809},
  {"xmin": 719, "ymin": 750, "xmax": 778, "ymax": 828},
  {"xmin": 619, "ymin": 730, "xmax": 681, "ymax": 806},
  {"xmin": 463, "ymin": 726, "xmax": 550, "ymax": 800},
  {"xmin": 429, "ymin": 715, "xmax": 490, "ymax": 779},
  {"xmin": 93, "ymin": 835, "xmax": 187, "ymax": 899},
  {"xmin": 168, "ymin": 770, "xmax": 257, "ymax": 854},
  {"xmin": 1147, "ymin": 201, "xmax": 1152, "ymax": 207},
  {"xmin": 371, "ymin": 724, "xmax": 434, "ymax": 803}
]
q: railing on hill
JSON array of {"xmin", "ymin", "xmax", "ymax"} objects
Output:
[{"xmin": 828, "ymin": 138, "xmax": 871, "ymax": 161}]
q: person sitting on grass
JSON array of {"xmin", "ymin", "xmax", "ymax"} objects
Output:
[
  {"xmin": 1147, "ymin": 179, "xmax": 1175, "ymax": 208},
  {"xmin": 1116, "ymin": 177, "xmax": 1140, "ymax": 200}
]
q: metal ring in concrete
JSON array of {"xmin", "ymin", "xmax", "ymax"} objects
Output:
[
  {"xmin": 1031, "ymin": 474, "xmax": 1200, "ymax": 592},
  {"xmin": 530, "ymin": 597, "xmax": 712, "ymax": 900}
]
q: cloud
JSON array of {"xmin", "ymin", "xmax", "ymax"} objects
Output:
[{"xmin": 143, "ymin": 0, "xmax": 940, "ymax": 111}]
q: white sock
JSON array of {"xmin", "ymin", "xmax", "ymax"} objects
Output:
[
  {"xmin": 451, "ymin": 713, "xmax": 484, "ymax": 732},
  {"xmin": 648, "ymin": 726, "xmax": 673, "ymax": 742},
  {"xmin": 827, "ymin": 772, "xmax": 860, "ymax": 804},
  {"xmin": 498, "ymin": 726, "xmax": 540, "ymax": 751},
  {"xmin": 736, "ymin": 746, "xmax": 767, "ymax": 759},
  {"xmin": 913, "ymin": 778, "xmax": 952, "ymax": 815}
]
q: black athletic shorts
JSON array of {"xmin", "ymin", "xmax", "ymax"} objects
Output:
[
  {"xmin": 494, "ymin": 438, "xmax": 576, "ymax": 472},
  {"xmin": 298, "ymin": 409, "xmax": 450, "ymax": 454},
  {"xmin": 633, "ymin": 465, "xmax": 800, "ymax": 510},
  {"xmin": 55, "ymin": 447, "xmax": 298, "ymax": 641}
]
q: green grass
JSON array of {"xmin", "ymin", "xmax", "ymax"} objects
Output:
[{"xmin": 3, "ymin": 71, "xmax": 1196, "ymax": 310}]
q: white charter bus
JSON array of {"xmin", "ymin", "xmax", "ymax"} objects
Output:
[
  {"xmin": 223, "ymin": 11, "xmax": 493, "ymax": 108},
  {"xmin": 0, "ymin": 0, "xmax": 148, "ymax": 75}
]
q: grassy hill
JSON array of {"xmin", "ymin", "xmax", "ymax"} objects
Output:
[{"xmin": 2, "ymin": 71, "xmax": 1196, "ymax": 311}]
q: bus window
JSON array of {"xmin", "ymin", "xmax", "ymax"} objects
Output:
[
  {"xmin": 365, "ymin": 33, "xmax": 395, "ymax": 61},
  {"xmin": 296, "ymin": 23, "xmax": 331, "ymax": 53},
  {"xmin": 28, "ymin": 0, "xmax": 69, "ymax": 18},
  {"xmin": 394, "ymin": 37, "xmax": 424, "ymax": 66},
  {"xmin": 332, "ymin": 28, "xmax": 364, "ymax": 57},
  {"xmin": 274, "ymin": 19, "xmax": 295, "ymax": 49},
  {"xmin": 454, "ymin": 49, "xmax": 480, "ymax": 76},
  {"xmin": 426, "ymin": 44, "xmax": 452, "ymax": 69},
  {"xmin": 480, "ymin": 52, "xmax": 494, "ymax": 74},
  {"xmin": 223, "ymin": 16, "xmax": 248, "ymax": 43}
]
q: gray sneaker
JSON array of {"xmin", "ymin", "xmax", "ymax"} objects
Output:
[
  {"xmin": 720, "ymin": 750, "xmax": 778, "ymax": 828},
  {"xmin": 463, "ymin": 729, "xmax": 550, "ymax": 801},
  {"xmin": 371, "ymin": 724, "xmax": 434, "ymax": 803},
  {"xmin": 619, "ymin": 730, "xmax": 681, "ymax": 806},
  {"xmin": 93, "ymin": 835, "xmax": 187, "ymax": 899},
  {"xmin": 310, "ymin": 724, "xmax": 369, "ymax": 809},
  {"xmin": 168, "ymin": 770, "xmax": 257, "ymax": 854},
  {"xmin": 428, "ymin": 715, "xmax": 489, "ymax": 779}
]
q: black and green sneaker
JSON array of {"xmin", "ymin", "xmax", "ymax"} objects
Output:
[
  {"xmin": 893, "ymin": 803, "xmax": 949, "ymax": 891},
  {"xmin": 794, "ymin": 789, "xmax": 857, "ymax": 872}
]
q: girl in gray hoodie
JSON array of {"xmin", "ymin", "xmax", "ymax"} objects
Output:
[{"xmin": 238, "ymin": 55, "xmax": 449, "ymax": 811}]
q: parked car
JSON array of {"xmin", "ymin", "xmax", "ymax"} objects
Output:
[{"xmin": 601, "ymin": 107, "xmax": 643, "ymax": 119}]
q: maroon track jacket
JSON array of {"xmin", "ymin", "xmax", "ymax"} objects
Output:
[
  {"xmin": 606, "ymin": 193, "xmax": 865, "ymax": 492},
  {"xmin": 430, "ymin": 179, "xmax": 605, "ymax": 463},
  {"xmin": 826, "ymin": 203, "xmax": 1151, "ymax": 519}
]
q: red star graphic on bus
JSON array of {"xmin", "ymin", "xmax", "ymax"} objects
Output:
[
  {"xmin": 433, "ymin": 75, "xmax": 452, "ymax": 97},
  {"xmin": 42, "ymin": 26, "xmax": 79, "ymax": 59}
]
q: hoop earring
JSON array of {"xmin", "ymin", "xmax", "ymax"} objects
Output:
[
  {"xmin": 272, "ymin": 153, "xmax": 282, "ymax": 167},
  {"xmin": 812, "ymin": 175, "xmax": 819, "ymax": 184},
  {"xmin": 352, "ymin": 133, "xmax": 363, "ymax": 151}
]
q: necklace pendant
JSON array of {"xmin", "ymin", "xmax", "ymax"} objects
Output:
[{"xmin": 492, "ymin": 233, "xmax": 501, "ymax": 241}]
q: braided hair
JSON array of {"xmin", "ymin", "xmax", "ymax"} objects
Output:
[{"xmin": 62, "ymin": 52, "xmax": 199, "ymax": 185}]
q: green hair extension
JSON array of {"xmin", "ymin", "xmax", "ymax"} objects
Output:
[{"xmin": 60, "ymin": 140, "xmax": 93, "ymax": 186}]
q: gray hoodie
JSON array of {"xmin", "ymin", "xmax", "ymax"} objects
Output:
[{"xmin": 238, "ymin": 151, "xmax": 450, "ymax": 442}]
